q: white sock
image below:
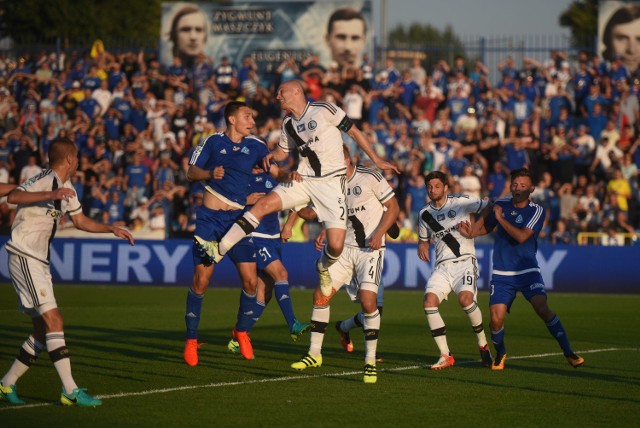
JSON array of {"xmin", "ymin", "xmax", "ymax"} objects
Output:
[
  {"xmin": 316, "ymin": 247, "xmax": 340, "ymax": 271},
  {"xmin": 46, "ymin": 332, "xmax": 78, "ymax": 394},
  {"xmin": 1, "ymin": 335, "xmax": 44, "ymax": 386},
  {"xmin": 463, "ymin": 302, "xmax": 488, "ymax": 347},
  {"xmin": 340, "ymin": 312, "xmax": 363, "ymax": 332},
  {"xmin": 425, "ymin": 307, "xmax": 450, "ymax": 356},
  {"xmin": 363, "ymin": 310, "xmax": 381, "ymax": 365},
  {"xmin": 220, "ymin": 212, "xmax": 260, "ymax": 254},
  {"xmin": 309, "ymin": 306, "xmax": 330, "ymax": 357}
]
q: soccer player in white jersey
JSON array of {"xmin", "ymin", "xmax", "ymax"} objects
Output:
[
  {"xmin": 0, "ymin": 138, "xmax": 134, "ymax": 407},
  {"xmin": 289, "ymin": 145, "xmax": 399, "ymax": 384},
  {"xmin": 195, "ymin": 79, "xmax": 398, "ymax": 298},
  {"xmin": 417, "ymin": 171, "xmax": 493, "ymax": 370}
]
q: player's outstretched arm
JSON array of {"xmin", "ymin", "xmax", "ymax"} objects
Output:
[
  {"xmin": 7, "ymin": 187, "xmax": 76, "ymax": 205},
  {"xmin": 347, "ymin": 125, "xmax": 399, "ymax": 174},
  {"xmin": 0, "ymin": 183, "xmax": 17, "ymax": 197},
  {"xmin": 70, "ymin": 212, "xmax": 135, "ymax": 245}
]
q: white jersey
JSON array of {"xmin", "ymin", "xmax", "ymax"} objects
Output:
[
  {"xmin": 345, "ymin": 166, "xmax": 395, "ymax": 248},
  {"xmin": 7, "ymin": 169, "xmax": 82, "ymax": 264},
  {"xmin": 279, "ymin": 102, "xmax": 348, "ymax": 178},
  {"xmin": 418, "ymin": 194, "xmax": 487, "ymax": 266}
]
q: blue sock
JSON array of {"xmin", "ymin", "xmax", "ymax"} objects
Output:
[
  {"xmin": 242, "ymin": 300, "xmax": 266, "ymax": 333},
  {"xmin": 235, "ymin": 290, "xmax": 257, "ymax": 332},
  {"xmin": 546, "ymin": 315, "xmax": 573, "ymax": 356},
  {"xmin": 274, "ymin": 281, "xmax": 296, "ymax": 330},
  {"xmin": 185, "ymin": 289, "xmax": 204, "ymax": 340},
  {"xmin": 491, "ymin": 327, "xmax": 506, "ymax": 356}
]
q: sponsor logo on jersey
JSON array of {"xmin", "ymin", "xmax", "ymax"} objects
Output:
[
  {"xmin": 241, "ymin": 147, "xmax": 250, "ymax": 155},
  {"xmin": 434, "ymin": 224, "xmax": 458, "ymax": 239},
  {"xmin": 447, "ymin": 210, "xmax": 456, "ymax": 219},
  {"xmin": 220, "ymin": 148, "xmax": 227, "ymax": 154},
  {"xmin": 348, "ymin": 206, "xmax": 367, "ymax": 214},
  {"xmin": 511, "ymin": 210, "xmax": 518, "ymax": 216},
  {"xmin": 308, "ymin": 120, "xmax": 317, "ymax": 130},
  {"xmin": 46, "ymin": 209, "xmax": 62, "ymax": 219},
  {"xmin": 516, "ymin": 214, "xmax": 523, "ymax": 223},
  {"xmin": 232, "ymin": 145, "xmax": 240, "ymax": 151},
  {"xmin": 255, "ymin": 176, "xmax": 263, "ymax": 182},
  {"xmin": 437, "ymin": 213, "xmax": 445, "ymax": 221},
  {"xmin": 297, "ymin": 123, "xmax": 306, "ymax": 132}
]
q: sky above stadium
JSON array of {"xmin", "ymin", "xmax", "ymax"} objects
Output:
[{"xmin": 379, "ymin": 0, "xmax": 574, "ymax": 37}]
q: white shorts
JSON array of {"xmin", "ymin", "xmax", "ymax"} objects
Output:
[
  {"xmin": 328, "ymin": 246, "xmax": 384, "ymax": 295},
  {"xmin": 425, "ymin": 257, "xmax": 478, "ymax": 303},
  {"xmin": 273, "ymin": 174, "xmax": 347, "ymax": 230},
  {"xmin": 8, "ymin": 253, "xmax": 57, "ymax": 317}
]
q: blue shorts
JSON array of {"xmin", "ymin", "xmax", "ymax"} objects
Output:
[
  {"xmin": 192, "ymin": 206, "xmax": 255, "ymax": 266},
  {"xmin": 253, "ymin": 237, "xmax": 282, "ymax": 272},
  {"xmin": 489, "ymin": 272, "xmax": 547, "ymax": 311}
]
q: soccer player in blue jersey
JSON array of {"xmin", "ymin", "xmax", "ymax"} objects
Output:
[
  {"xmin": 227, "ymin": 167, "xmax": 310, "ymax": 354},
  {"xmin": 184, "ymin": 101, "xmax": 271, "ymax": 365},
  {"xmin": 459, "ymin": 168, "xmax": 584, "ymax": 370}
]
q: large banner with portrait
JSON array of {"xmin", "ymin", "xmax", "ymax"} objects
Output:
[
  {"xmin": 160, "ymin": 1, "xmax": 373, "ymax": 77},
  {"xmin": 598, "ymin": 1, "xmax": 640, "ymax": 74}
]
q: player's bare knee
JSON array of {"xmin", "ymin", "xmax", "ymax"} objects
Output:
[
  {"xmin": 458, "ymin": 292, "xmax": 474, "ymax": 307},
  {"xmin": 424, "ymin": 292, "xmax": 440, "ymax": 308}
]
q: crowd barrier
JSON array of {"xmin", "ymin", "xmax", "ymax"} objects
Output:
[{"xmin": 0, "ymin": 237, "xmax": 637, "ymax": 293}]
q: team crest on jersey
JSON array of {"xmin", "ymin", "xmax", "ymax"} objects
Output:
[
  {"xmin": 447, "ymin": 210, "xmax": 456, "ymax": 219},
  {"xmin": 220, "ymin": 148, "xmax": 227, "ymax": 154},
  {"xmin": 232, "ymin": 145, "xmax": 240, "ymax": 151},
  {"xmin": 437, "ymin": 213, "xmax": 445, "ymax": 221},
  {"xmin": 297, "ymin": 123, "xmax": 306, "ymax": 132},
  {"xmin": 353, "ymin": 186, "xmax": 362, "ymax": 196},
  {"xmin": 241, "ymin": 147, "xmax": 250, "ymax": 155},
  {"xmin": 515, "ymin": 214, "xmax": 523, "ymax": 224},
  {"xmin": 308, "ymin": 120, "xmax": 317, "ymax": 130},
  {"xmin": 46, "ymin": 209, "xmax": 62, "ymax": 219},
  {"xmin": 265, "ymin": 181, "xmax": 273, "ymax": 189}
]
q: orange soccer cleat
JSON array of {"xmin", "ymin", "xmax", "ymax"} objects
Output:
[{"xmin": 232, "ymin": 329, "xmax": 254, "ymax": 360}]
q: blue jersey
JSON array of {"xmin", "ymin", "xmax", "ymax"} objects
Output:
[
  {"xmin": 486, "ymin": 198, "xmax": 545, "ymax": 282},
  {"xmin": 248, "ymin": 171, "xmax": 280, "ymax": 237},
  {"xmin": 190, "ymin": 132, "xmax": 268, "ymax": 207}
]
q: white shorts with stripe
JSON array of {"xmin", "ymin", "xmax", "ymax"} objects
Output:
[
  {"xmin": 345, "ymin": 276, "xmax": 385, "ymax": 306},
  {"xmin": 425, "ymin": 256, "xmax": 478, "ymax": 303},
  {"xmin": 328, "ymin": 246, "xmax": 384, "ymax": 295},
  {"xmin": 8, "ymin": 253, "xmax": 57, "ymax": 317},
  {"xmin": 272, "ymin": 174, "xmax": 347, "ymax": 230}
]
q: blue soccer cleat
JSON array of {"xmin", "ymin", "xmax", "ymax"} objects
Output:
[
  {"xmin": 60, "ymin": 387, "xmax": 102, "ymax": 407},
  {"xmin": 0, "ymin": 383, "xmax": 25, "ymax": 405},
  {"xmin": 290, "ymin": 320, "xmax": 311, "ymax": 342}
]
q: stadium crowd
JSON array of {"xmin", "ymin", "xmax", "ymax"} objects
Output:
[{"xmin": 0, "ymin": 47, "xmax": 638, "ymax": 245}]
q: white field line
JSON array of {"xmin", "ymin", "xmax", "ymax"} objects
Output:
[{"xmin": 1, "ymin": 347, "xmax": 637, "ymax": 411}]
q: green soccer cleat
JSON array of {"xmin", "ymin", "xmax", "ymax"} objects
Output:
[
  {"xmin": 227, "ymin": 338, "xmax": 240, "ymax": 354},
  {"xmin": 194, "ymin": 236, "xmax": 224, "ymax": 264},
  {"xmin": 290, "ymin": 320, "xmax": 311, "ymax": 342},
  {"xmin": 363, "ymin": 363, "xmax": 377, "ymax": 384},
  {"xmin": 316, "ymin": 259, "xmax": 333, "ymax": 297},
  {"xmin": 0, "ymin": 383, "xmax": 25, "ymax": 405},
  {"xmin": 291, "ymin": 353, "xmax": 322, "ymax": 371},
  {"xmin": 60, "ymin": 387, "xmax": 102, "ymax": 407}
]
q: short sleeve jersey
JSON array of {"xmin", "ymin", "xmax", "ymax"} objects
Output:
[
  {"xmin": 7, "ymin": 170, "xmax": 82, "ymax": 264},
  {"xmin": 248, "ymin": 171, "xmax": 280, "ymax": 238},
  {"xmin": 486, "ymin": 198, "xmax": 545, "ymax": 276},
  {"xmin": 279, "ymin": 102, "xmax": 349, "ymax": 178},
  {"xmin": 418, "ymin": 194, "xmax": 487, "ymax": 266},
  {"xmin": 190, "ymin": 132, "xmax": 269, "ymax": 207},
  {"xmin": 345, "ymin": 166, "xmax": 395, "ymax": 248}
]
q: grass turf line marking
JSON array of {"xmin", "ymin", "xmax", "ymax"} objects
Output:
[{"xmin": 1, "ymin": 347, "xmax": 637, "ymax": 411}]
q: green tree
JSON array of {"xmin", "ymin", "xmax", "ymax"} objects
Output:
[
  {"xmin": 388, "ymin": 23, "xmax": 468, "ymax": 65},
  {"xmin": 559, "ymin": 0, "xmax": 599, "ymax": 48},
  {"xmin": 0, "ymin": 0, "xmax": 162, "ymax": 47}
]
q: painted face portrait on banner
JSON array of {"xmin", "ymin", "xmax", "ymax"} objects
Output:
[
  {"xmin": 168, "ymin": 4, "xmax": 209, "ymax": 66},
  {"xmin": 599, "ymin": 2, "xmax": 640, "ymax": 73},
  {"xmin": 325, "ymin": 7, "xmax": 367, "ymax": 71}
]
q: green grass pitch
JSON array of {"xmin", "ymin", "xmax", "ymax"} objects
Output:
[{"xmin": 1, "ymin": 284, "xmax": 639, "ymax": 427}]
